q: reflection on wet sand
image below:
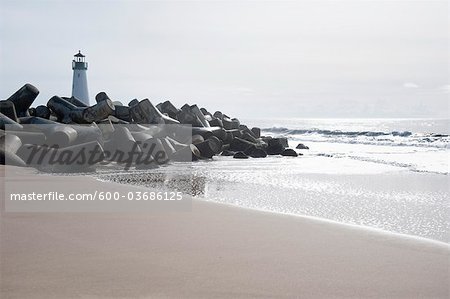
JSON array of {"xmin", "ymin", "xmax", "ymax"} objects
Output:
[{"xmin": 97, "ymin": 171, "xmax": 207, "ymax": 197}]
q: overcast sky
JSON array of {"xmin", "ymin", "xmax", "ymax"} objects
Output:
[{"xmin": 1, "ymin": 0, "xmax": 449, "ymax": 118}]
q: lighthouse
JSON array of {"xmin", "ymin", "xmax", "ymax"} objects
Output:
[{"xmin": 71, "ymin": 50, "xmax": 89, "ymax": 105}]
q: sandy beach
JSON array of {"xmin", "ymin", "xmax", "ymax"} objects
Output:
[{"xmin": 0, "ymin": 166, "xmax": 448, "ymax": 298}]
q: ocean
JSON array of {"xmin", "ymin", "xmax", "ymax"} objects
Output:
[
  {"xmin": 97, "ymin": 118, "xmax": 450, "ymax": 243},
  {"xmin": 248, "ymin": 118, "xmax": 449, "ymax": 175}
]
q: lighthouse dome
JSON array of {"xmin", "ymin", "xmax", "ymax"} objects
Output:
[{"xmin": 74, "ymin": 50, "xmax": 85, "ymax": 57}]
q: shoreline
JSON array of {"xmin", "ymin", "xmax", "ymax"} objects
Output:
[
  {"xmin": 93, "ymin": 157, "xmax": 449, "ymax": 243},
  {"xmin": 93, "ymin": 170, "xmax": 450, "ymax": 247},
  {"xmin": 190, "ymin": 197, "xmax": 450, "ymax": 248},
  {"xmin": 1, "ymin": 166, "xmax": 449, "ymax": 298}
]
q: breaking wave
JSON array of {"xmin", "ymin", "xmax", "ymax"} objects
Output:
[{"xmin": 262, "ymin": 127, "xmax": 449, "ymax": 149}]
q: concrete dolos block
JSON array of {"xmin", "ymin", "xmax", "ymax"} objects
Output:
[
  {"xmin": 158, "ymin": 100, "xmax": 180, "ymax": 119},
  {"xmin": 0, "ymin": 134, "xmax": 27, "ymax": 167},
  {"xmin": 0, "ymin": 112, "xmax": 23, "ymax": 131},
  {"xmin": 35, "ymin": 105, "xmax": 51, "ymax": 119},
  {"xmin": 129, "ymin": 99, "xmax": 180, "ymax": 125},
  {"xmin": 0, "ymin": 100, "xmax": 18, "ymax": 122},
  {"xmin": 195, "ymin": 136, "xmax": 223, "ymax": 158},
  {"xmin": 62, "ymin": 96, "xmax": 88, "ymax": 107},
  {"xmin": 6, "ymin": 83, "xmax": 40, "ymax": 117},
  {"xmin": 47, "ymin": 96, "xmax": 115, "ymax": 124}
]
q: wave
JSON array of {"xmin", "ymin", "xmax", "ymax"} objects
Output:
[
  {"xmin": 261, "ymin": 127, "xmax": 448, "ymax": 137},
  {"xmin": 261, "ymin": 127, "xmax": 449, "ymax": 149},
  {"xmin": 316, "ymin": 153, "xmax": 448, "ymax": 175}
]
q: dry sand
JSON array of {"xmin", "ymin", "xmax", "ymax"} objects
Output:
[{"xmin": 0, "ymin": 166, "xmax": 449, "ymax": 298}]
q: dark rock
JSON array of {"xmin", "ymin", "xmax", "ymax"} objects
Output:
[
  {"xmin": 162, "ymin": 125, "xmax": 194, "ymax": 144},
  {"xmin": 261, "ymin": 136, "xmax": 272, "ymax": 143},
  {"xmin": 276, "ymin": 137, "xmax": 289, "ymax": 147},
  {"xmin": 222, "ymin": 131, "xmax": 234, "ymax": 144},
  {"xmin": 6, "ymin": 83, "xmax": 39, "ymax": 117},
  {"xmin": 0, "ymin": 112, "xmax": 23, "ymax": 131},
  {"xmin": 160, "ymin": 137, "xmax": 177, "ymax": 157},
  {"xmin": 267, "ymin": 138, "xmax": 286, "ymax": 155},
  {"xmin": 221, "ymin": 143, "xmax": 230, "ymax": 151},
  {"xmin": 141, "ymin": 137, "xmax": 170, "ymax": 165},
  {"xmin": 170, "ymin": 144, "xmax": 201, "ymax": 162},
  {"xmin": 204, "ymin": 114, "xmax": 213, "ymax": 122},
  {"xmin": 107, "ymin": 116, "xmax": 129, "ymax": 125},
  {"xmin": 230, "ymin": 118, "xmax": 240, "ymax": 130},
  {"xmin": 165, "ymin": 136, "xmax": 188, "ymax": 151},
  {"xmin": 213, "ymin": 111, "xmax": 223, "ymax": 119},
  {"xmin": 47, "ymin": 96, "xmax": 115, "ymax": 124},
  {"xmin": 176, "ymin": 105, "xmax": 204, "ymax": 127},
  {"xmin": 19, "ymin": 116, "xmax": 59, "ymax": 125},
  {"xmin": 229, "ymin": 137, "xmax": 256, "ymax": 153},
  {"xmin": 227, "ymin": 129, "xmax": 243, "ymax": 139},
  {"xmin": 130, "ymin": 131, "xmax": 153, "ymax": 143},
  {"xmin": 208, "ymin": 118, "xmax": 223, "ymax": 128},
  {"xmin": 251, "ymin": 127, "xmax": 261, "ymax": 138},
  {"xmin": 62, "ymin": 96, "xmax": 88, "ymax": 107},
  {"xmin": 96, "ymin": 119, "xmax": 114, "ymax": 137},
  {"xmin": 249, "ymin": 148, "xmax": 267, "ymax": 158},
  {"xmin": 195, "ymin": 136, "xmax": 223, "ymax": 158},
  {"xmin": 233, "ymin": 151, "xmax": 249, "ymax": 159},
  {"xmin": 104, "ymin": 126, "xmax": 141, "ymax": 163},
  {"xmin": 192, "ymin": 126, "xmax": 226, "ymax": 141},
  {"xmin": 35, "ymin": 105, "xmax": 51, "ymax": 119},
  {"xmin": 222, "ymin": 117, "xmax": 233, "ymax": 130},
  {"xmin": 0, "ymin": 134, "xmax": 27, "ymax": 167},
  {"xmin": 17, "ymin": 117, "xmax": 78, "ymax": 147},
  {"xmin": 190, "ymin": 104, "xmax": 210, "ymax": 127},
  {"xmin": 69, "ymin": 125, "xmax": 103, "ymax": 145},
  {"xmin": 266, "ymin": 138, "xmax": 289, "ymax": 155},
  {"xmin": 281, "ymin": 149, "xmax": 298, "ymax": 157},
  {"xmin": 95, "ymin": 91, "xmax": 111, "ymax": 103},
  {"xmin": 74, "ymin": 97, "xmax": 115, "ymax": 123},
  {"xmin": 129, "ymin": 99, "xmax": 179, "ymax": 125},
  {"xmin": 221, "ymin": 150, "xmax": 235, "ymax": 156},
  {"xmin": 296, "ymin": 143, "xmax": 309, "ymax": 150},
  {"xmin": 113, "ymin": 105, "xmax": 131, "ymax": 122},
  {"xmin": 239, "ymin": 125, "xmax": 257, "ymax": 138},
  {"xmin": 241, "ymin": 131, "xmax": 257, "ymax": 143},
  {"xmin": 0, "ymin": 100, "xmax": 18, "ymax": 122},
  {"xmin": 0, "ymin": 148, "xmax": 27, "ymax": 167},
  {"xmin": 7, "ymin": 131, "xmax": 45, "ymax": 145},
  {"xmin": 158, "ymin": 100, "xmax": 180, "ymax": 119},
  {"xmin": 128, "ymin": 98, "xmax": 139, "ymax": 107},
  {"xmin": 45, "ymin": 125, "xmax": 78, "ymax": 147},
  {"xmin": 192, "ymin": 134, "xmax": 205, "ymax": 144}
]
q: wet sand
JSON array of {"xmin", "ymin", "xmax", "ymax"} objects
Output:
[{"xmin": 1, "ymin": 166, "xmax": 449, "ymax": 298}]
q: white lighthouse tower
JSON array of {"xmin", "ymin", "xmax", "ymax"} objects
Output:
[{"xmin": 71, "ymin": 50, "xmax": 90, "ymax": 105}]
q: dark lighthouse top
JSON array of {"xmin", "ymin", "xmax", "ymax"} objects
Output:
[{"xmin": 72, "ymin": 50, "xmax": 88, "ymax": 70}]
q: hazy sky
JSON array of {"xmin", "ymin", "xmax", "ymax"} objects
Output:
[{"xmin": 1, "ymin": 0, "xmax": 449, "ymax": 118}]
